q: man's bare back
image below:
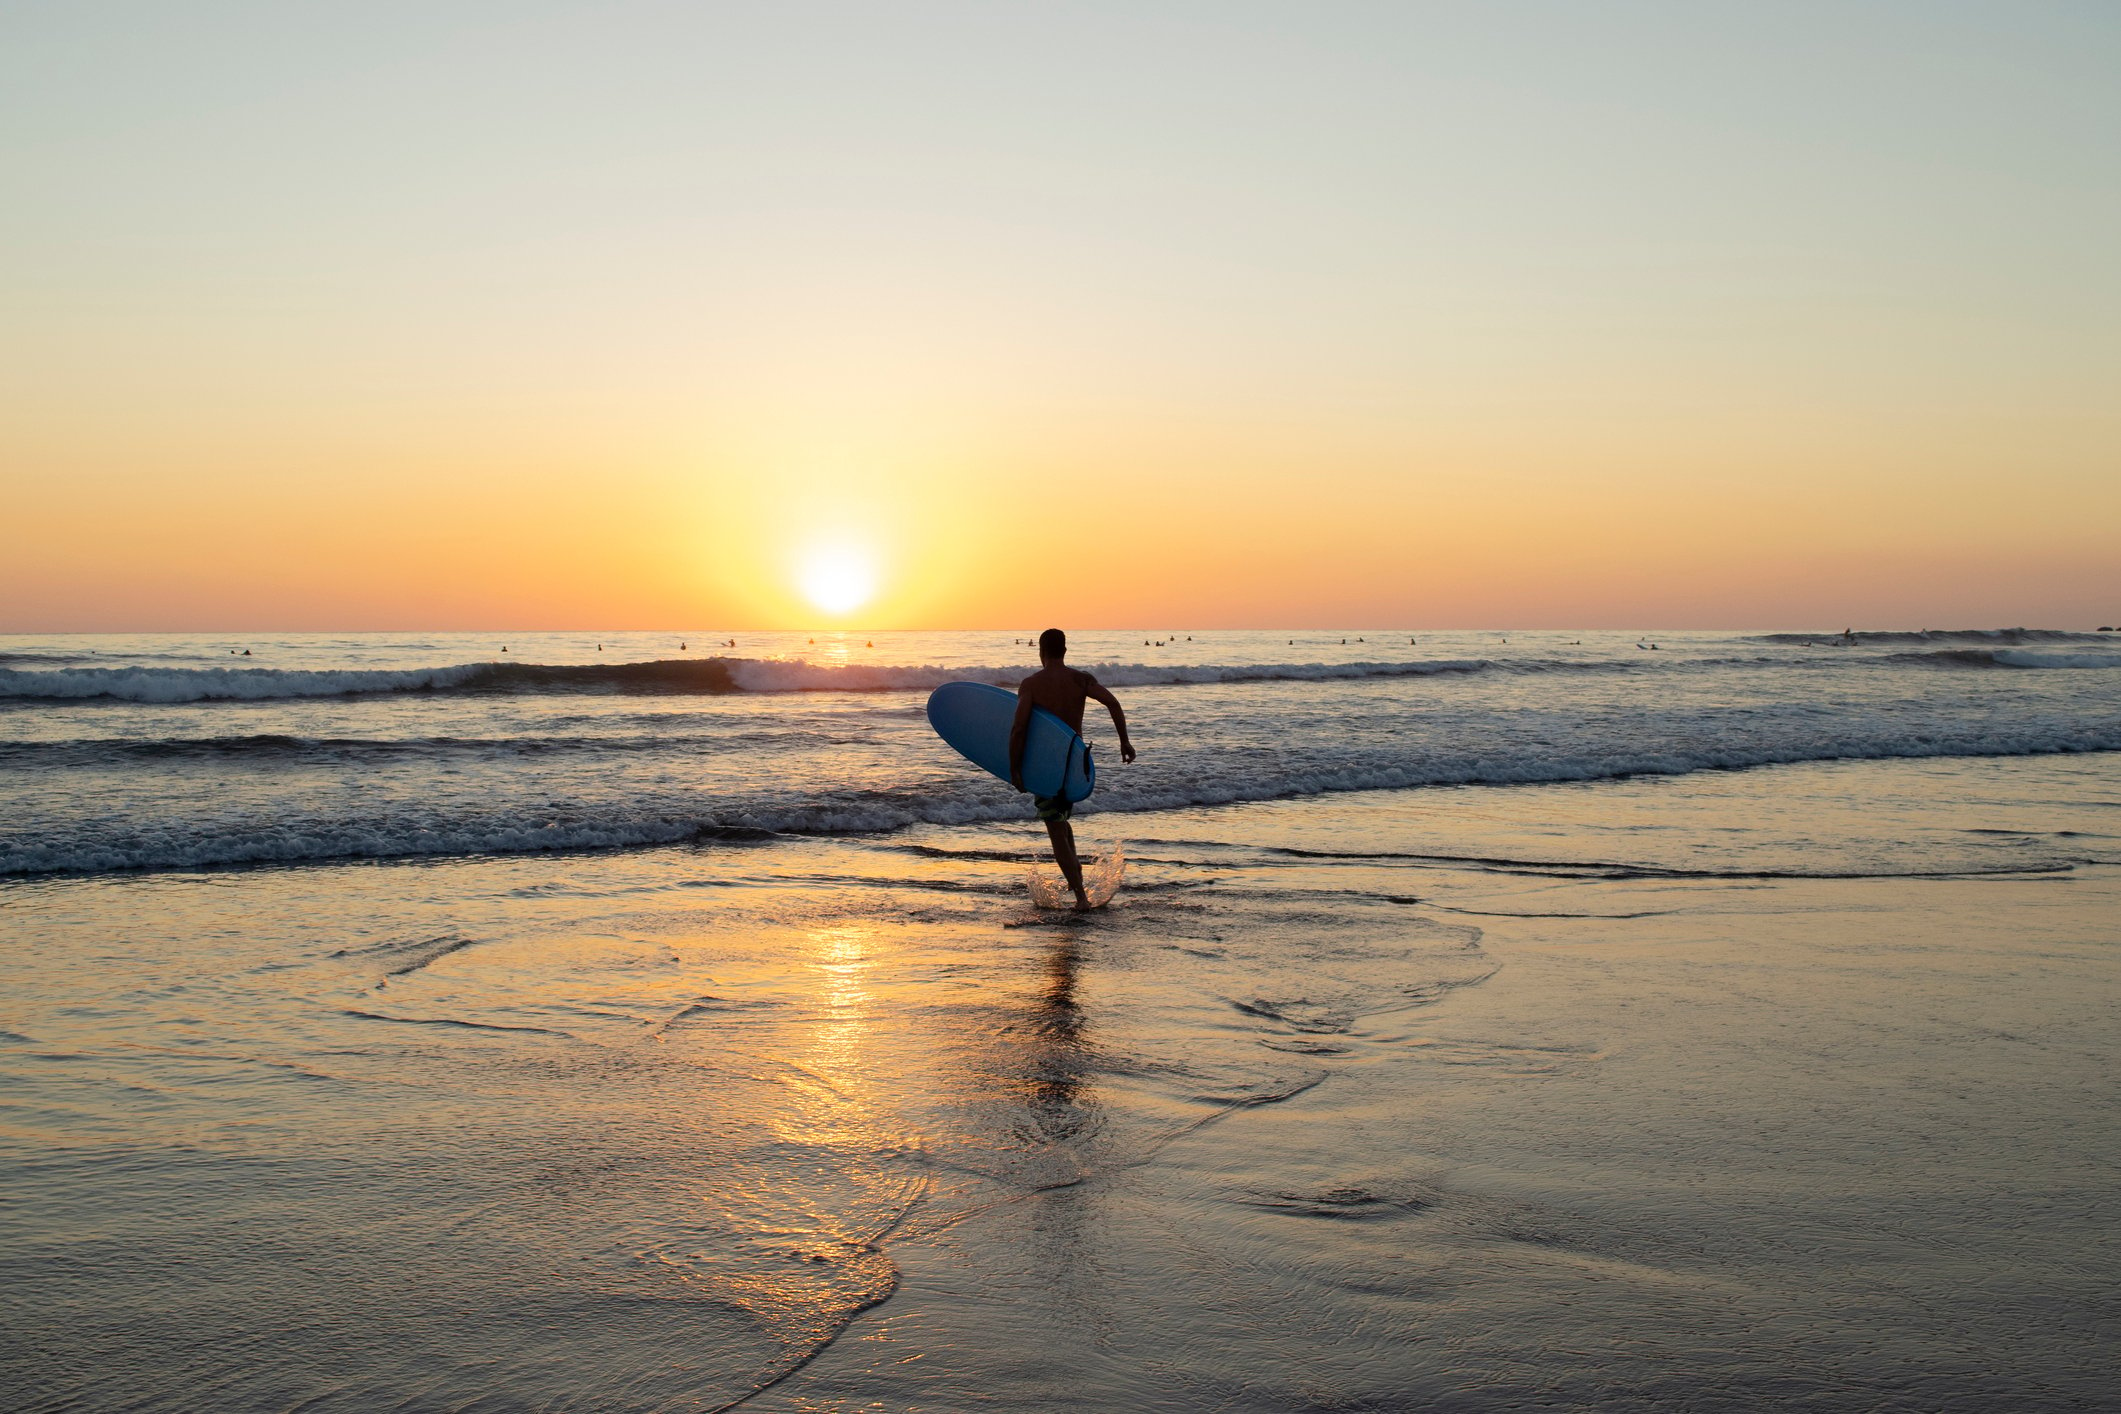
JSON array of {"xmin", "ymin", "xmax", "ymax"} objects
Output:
[{"xmin": 1014, "ymin": 664, "xmax": 1097, "ymax": 735}]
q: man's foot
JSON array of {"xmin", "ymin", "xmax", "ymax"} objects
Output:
[{"xmin": 1071, "ymin": 890, "xmax": 1094, "ymax": 911}]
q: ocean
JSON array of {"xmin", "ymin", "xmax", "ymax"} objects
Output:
[
  {"xmin": 3, "ymin": 628, "xmax": 2117, "ymax": 1410},
  {"xmin": 4, "ymin": 627, "xmax": 2118, "ymax": 877}
]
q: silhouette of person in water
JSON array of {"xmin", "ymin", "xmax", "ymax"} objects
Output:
[{"xmin": 1010, "ymin": 628, "xmax": 1136, "ymax": 910}]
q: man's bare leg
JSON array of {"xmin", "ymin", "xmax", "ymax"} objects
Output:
[{"xmin": 1044, "ymin": 818, "xmax": 1091, "ymax": 909}]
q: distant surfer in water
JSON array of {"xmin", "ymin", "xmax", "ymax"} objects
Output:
[{"xmin": 1010, "ymin": 628, "xmax": 1136, "ymax": 910}]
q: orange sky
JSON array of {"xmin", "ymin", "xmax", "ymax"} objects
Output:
[{"xmin": 4, "ymin": 5, "xmax": 2116, "ymax": 630}]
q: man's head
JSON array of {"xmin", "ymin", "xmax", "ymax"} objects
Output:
[{"xmin": 1038, "ymin": 627, "xmax": 1066, "ymax": 663}]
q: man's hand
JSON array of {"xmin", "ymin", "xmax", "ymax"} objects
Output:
[{"xmin": 1086, "ymin": 680, "xmax": 1135, "ymax": 769}]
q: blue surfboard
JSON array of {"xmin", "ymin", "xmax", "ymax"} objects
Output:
[{"xmin": 926, "ymin": 682, "xmax": 1095, "ymax": 802}]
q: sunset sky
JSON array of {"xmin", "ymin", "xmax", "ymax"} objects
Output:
[{"xmin": 4, "ymin": 2, "xmax": 2116, "ymax": 630}]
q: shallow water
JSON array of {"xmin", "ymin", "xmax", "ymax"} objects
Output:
[{"xmin": 4, "ymin": 750, "xmax": 2116, "ymax": 1410}]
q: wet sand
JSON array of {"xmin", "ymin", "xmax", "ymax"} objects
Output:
[{"xmin": 4, "ymin": 754, "xmax": 2116, "ymax": 1410}]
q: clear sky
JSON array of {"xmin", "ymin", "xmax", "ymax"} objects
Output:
[{"xmin": 4, "ymin": 1, "xmax": 2116, "ymax": 630}]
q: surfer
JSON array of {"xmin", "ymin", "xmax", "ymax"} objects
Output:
[{"xmin": 1010, "ymin": 628, "xmax": 1136, "ymax": 910}]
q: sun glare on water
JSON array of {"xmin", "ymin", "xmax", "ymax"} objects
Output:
[{"xmin": 796, "ymin": 539, "xmax": 878, "ymax": 617}]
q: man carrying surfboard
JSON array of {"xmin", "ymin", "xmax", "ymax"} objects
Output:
[{"xmin": 1010, "ymin": 628, "xmax": 1136, "ymax": 910}]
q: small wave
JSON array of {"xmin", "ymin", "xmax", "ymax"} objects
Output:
[
  {"xmin": 1752, "ymin": 627, "xmax": 2109, "ymax": 646},
  {"xmin": 1884, "ymin": 649, "xmax": 2121, "ymax": 671},
  {"xmin": 1991, "ymin": 650, "xmax": 2121, "ymax": 670},
  {"xmin": 0, "ymin": 730, "xmax": 856, "ymax": 767},
  {"xmin": 1, "ymin": 815, "xmax": 713, "ymax": 876}
]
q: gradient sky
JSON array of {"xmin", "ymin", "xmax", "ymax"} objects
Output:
[{"xmin": 4, "ymin": 1, "xmax": 2116, "ymax": 630}]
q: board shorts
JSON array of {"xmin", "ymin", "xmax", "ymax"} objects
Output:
[{"xmin": 1034, "ymin": 793, "xmax": 1073, "ymax": 824}]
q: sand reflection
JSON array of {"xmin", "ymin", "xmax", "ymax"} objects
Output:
[
  {"xmin": 780, "ymin": 923, "xmax": 885, "ymax": 1154},
  {"xmin": 1024, "ymin": 939, "xmax": 1094, "ymax": 1145}
]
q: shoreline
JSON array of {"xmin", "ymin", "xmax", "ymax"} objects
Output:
[{"xmin": 5, "ymin": 753, "xmax": 2116, "ymax": 1409}]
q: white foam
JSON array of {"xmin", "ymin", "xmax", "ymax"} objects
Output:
[
  {"xmin": 1990, "ymin": 651, "xmax": 2121, "ymax": 669},
  {"xmin": 10, "ymin": 719, "xmax": 2118, "ymax": 876},
  {"xmin": 0, "ymin": 656, "xmax": 1502, "ymax": 703},
  {"xmin": 0, "ymin": 663, "xmax": 491, "ymax": 703},
  {"xmin": 724, "ymin": 657, "xmax": 1494, "ymax": 693}
]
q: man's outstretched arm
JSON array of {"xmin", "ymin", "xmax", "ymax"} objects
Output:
[{"xmin": 1085, "ymin": 681, "xmax": 1137, "ymax": 763}]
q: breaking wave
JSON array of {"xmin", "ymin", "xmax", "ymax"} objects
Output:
[
  {"xmin": 0, "ymin": 731, "xmax": 858, "ymax": 767},
  {"xmin": 0, "ymin": 662, "xmax": 500, "ymax": 703},
  {"xmin": 10, "ymin": 643, "xmax": 2119, "ymax": 705},
  {"xmin": 0, "ymin": 656, "xmax": 1503, "ymax": 703},
  {"xmin": 8, "ymin": 717, "xmax": 2118, "ymax": 876}
]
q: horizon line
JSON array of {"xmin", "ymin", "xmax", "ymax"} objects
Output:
[{"xmin": 4, "ymin": 623, "xmax": 2107, "ymax": 637}]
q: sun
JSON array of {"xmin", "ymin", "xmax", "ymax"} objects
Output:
[{"xmin": 796, "ymin": 538, "xmax": 878, "ymax": 617}]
